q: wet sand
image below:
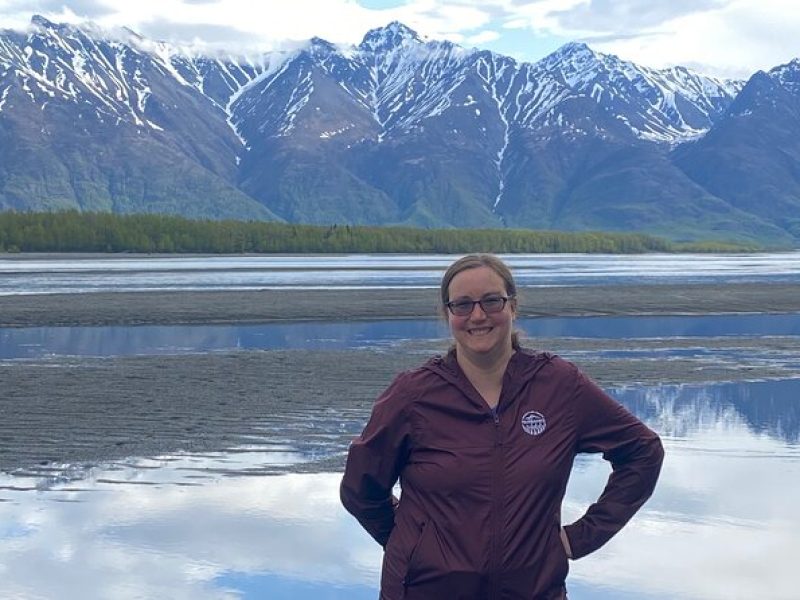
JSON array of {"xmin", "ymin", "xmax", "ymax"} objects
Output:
[
  {"xmin": 2, "ymin": 284, "xmax": 800, "ymax": 476},
  {"xmin": 2, "ymin": 283, "xmax": 800, "ymax": 327}
]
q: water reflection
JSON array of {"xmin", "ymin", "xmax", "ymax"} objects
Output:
[
  {"xmin": 0, "ymin": 320, "xmax": 447, "ymax": 359},
  {"xmin": 613, "ymin": 379, "xmax": 800, "ymax": 444},
  {"xmin": 3, "ymin": 312, "xmax": 800, "ymax": 359},
  {"xmin": 0, "ymin": 379, "xmax": 798, "ymax": 599},
  {"xmin": 0, "ymin": 470, "xmax": 380, "ymax": 599}
]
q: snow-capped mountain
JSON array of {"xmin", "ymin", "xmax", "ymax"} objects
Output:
[
  {"xmin": 672, "ymin": 58, "xmax": 800, "ymax": 240},
  {"xmin": 0, "ymin": 16, "xmax": 798, "ymax": 245}
]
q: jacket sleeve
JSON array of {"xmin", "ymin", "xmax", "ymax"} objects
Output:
[
  {"xmin": 562, "ymin": 366, "xmax": 664, "ymax": 559},
  {"xmin": 340, "ymin": 373, "xmax": 413, "ymax": 547}
]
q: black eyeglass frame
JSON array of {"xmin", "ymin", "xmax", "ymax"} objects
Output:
[{"xmin": 444, "ymin": 295, "xmax": 515, "ymax": 317}]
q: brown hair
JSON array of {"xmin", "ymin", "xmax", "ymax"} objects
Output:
[{"xmin": 439, "ymin": 253, "xmax": 522, "ymax": 349}]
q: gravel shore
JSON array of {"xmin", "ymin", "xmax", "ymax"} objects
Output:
[{"xmin": 2, "ymin": 283, "xmax": 800, "ymax": 327}]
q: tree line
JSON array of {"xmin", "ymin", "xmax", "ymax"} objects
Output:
[{"xmin": 0, "ymin": 211, "xmax": 757, "ymax": 254}]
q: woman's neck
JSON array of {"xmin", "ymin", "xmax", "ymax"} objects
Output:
[{"xmin": 456, "ymin": 344, "xmax": 515, "ymax": 387}]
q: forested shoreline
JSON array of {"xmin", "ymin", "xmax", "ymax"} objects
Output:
[{"xmin": 0, "ymin": 211, "xmax": 758, "ymax": 254}]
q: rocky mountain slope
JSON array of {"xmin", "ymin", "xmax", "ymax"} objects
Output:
[{"xmin": 1, "ymin": 16, "xmax": 798, "ymax": 245}]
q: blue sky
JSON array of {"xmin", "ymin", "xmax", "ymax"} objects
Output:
[
  {"xmin": 356, "ymin": 0, "xmax": 572, "ymax": 63},
  {"xmin": 1, "ymin": 0, "xmax": 799, "ymax": 79}
]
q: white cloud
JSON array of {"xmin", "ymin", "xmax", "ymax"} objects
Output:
[
  {"xmin": 465, "ymin": 30, "xmax": 501, "ymax": 45},
  {"xmin": 1, "ymin": 0, "xmax": 798, "ymax": 77},
  {"xmin": 579, "ymin": 0, "xmax": 800, "ymax": 78}
]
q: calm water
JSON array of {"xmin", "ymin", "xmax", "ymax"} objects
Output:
[
  {"xmin": 2, "ymin": 254, "xmax": 799, "ymax": 598},
  {"xmin": 2, "ymin": 252, "xmax": 800, "ymax": 294},
  {"xmin": 3, "ymin": 313, "xmax": 800, "ymax": 359},
  {"xmin": 1, "ymin": 378, "xmax": 798, "ymax": 599}
]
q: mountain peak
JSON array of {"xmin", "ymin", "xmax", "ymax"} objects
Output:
[
  {"xmin": 771, "ymin": 57, "xmax": 800, "ymax": 76},
  {"xmin": 304, "ymin": 36, "xmax": 342, "ymax": 60},
  {"xmin": 552, "ymin": 41, "xmax": 594, "ymax": 59},
  {"xmin": 769, "ymin": 58, "xmax": 800, "ymax": 95},
  {"xmin": 310, "ymin": 36, "xmax": 337, "ymax": 50},
  {"xmin": 29, "ymin": 14, "xmax": 108, "ymax": 41},
  {"xmin": 536, "ymin": 41, "xmax": 605, "ymax": 83},
  {"xmin": 359, "ymin": 21, "xmax": 422, "ymax": 53},
  {"xmin": 31, "ymin": 14, "xmax": 58, "ymax": 29}
]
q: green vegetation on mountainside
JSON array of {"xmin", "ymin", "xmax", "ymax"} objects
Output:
[{"xmin": 0, "ymin": 211, "xmax": 761, "ymax": 254}]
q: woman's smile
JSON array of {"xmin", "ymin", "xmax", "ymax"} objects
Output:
[{"xmin": 467, "ymin": 326, "xmax": 493, "ymax": 336}]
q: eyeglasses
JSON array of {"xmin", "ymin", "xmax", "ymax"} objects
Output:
[{"xmin": 445, "ymin": 295, "xmax": 514, "ymax": 317}]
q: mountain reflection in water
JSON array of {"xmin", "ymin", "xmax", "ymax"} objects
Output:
[
  {"xmin": 3, "ymin": 312, "xmax": 800, "ymax": 359},
  {"xmin": 0, "ymin": 379, "xmax": 798, "ymax": 599}
]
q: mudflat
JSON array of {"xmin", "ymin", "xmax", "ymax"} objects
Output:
[
  {"xmin": 2, "ymin": 283, "xmax": 800, "ymax": 327},
  {"xmin": 1, "ymin": 283, "xmax": 799, "ymax": 477}
]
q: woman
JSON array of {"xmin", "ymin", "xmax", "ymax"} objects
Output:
[{"xmin": 340, "ymin": 254, "xmax": 664, "ymax": 599}]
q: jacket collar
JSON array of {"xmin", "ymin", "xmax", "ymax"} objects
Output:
[{"xmin": 422, "ymin": 347, "xmax": 553, "ymax": 411}]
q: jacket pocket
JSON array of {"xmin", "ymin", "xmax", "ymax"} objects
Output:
[
  {"xmin": 404, "ymin": 518, "xmax": 443, "ymax": 590},
  {"xmin": 404, "ymin": 519, "xmax": 428, "ymax": 580}
]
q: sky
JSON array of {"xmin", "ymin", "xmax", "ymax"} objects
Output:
[{"xmin": 1, "ymin": 0, "xmax": 799, "ymax": 79}]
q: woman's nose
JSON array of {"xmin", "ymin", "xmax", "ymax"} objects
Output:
[{"xmin": 469, "ymin": 302, "xmax": 488, "ymax": 318}]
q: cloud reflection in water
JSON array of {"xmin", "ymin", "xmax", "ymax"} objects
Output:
[
  {"xmin": 1, "ymin": 381, "xmax": 799, "ymax": 599},
  {"xmin": 0, "ymin": 455, "xmax": 381, "ymax": 599}
]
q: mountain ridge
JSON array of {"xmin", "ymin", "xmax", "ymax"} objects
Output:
[{"xmin": 0, "ymin": 15, "xmax": 798, "ymax": 246}]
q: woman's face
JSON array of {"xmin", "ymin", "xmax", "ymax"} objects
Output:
[{"xmin": 446, "ymin": 266, "xmax": 516, "ymax": 361}]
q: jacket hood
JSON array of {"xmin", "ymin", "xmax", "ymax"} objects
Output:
[{"xmin": 421, "ymin": 347, "xmax": 554, "ymax": 408}]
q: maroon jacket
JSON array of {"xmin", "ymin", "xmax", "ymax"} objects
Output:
[{"xmin": 340, "ymin": 348, "xmax": 664, "ymax": 599}]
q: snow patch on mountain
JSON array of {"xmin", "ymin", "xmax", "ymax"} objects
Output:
[
  {"xmin": 771, "ymin": 58, "xmax": 800, "ymax": 95},
  {"xmin": 359, "ymin": 21, "xmax": 423, "ymax": 54},
  {"xmin": 0, "ymin": 16, "xmax": 749, "ymax": 150},
  {"xmin": 0, "ymin": 84, "xmax": 9, "ymax": 112}
]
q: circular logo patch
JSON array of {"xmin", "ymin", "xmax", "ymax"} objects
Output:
[{"xmin": 521, "ymin": 411, "xmax": 546, "ymax": 436}]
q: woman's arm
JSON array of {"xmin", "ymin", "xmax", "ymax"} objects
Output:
[
  {"xmin": 340, "ymin": 374, "xmax": 413, "ymax": 547},
  {"xmin": 562, "ymin": 368, "xmax": 664, "ymax": 559}
]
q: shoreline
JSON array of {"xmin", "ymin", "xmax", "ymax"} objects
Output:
[{"xmin": 2, "ymin": 283, "xmax": 800, "ymax": 327}]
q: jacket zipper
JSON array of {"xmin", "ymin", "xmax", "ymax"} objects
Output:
[{"xmin": 489, "ymin": 409, "xmax": 503, "ymax": 600}]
